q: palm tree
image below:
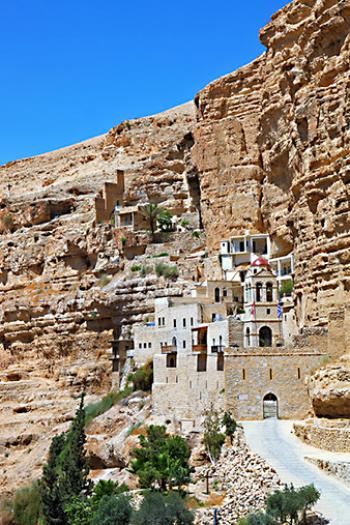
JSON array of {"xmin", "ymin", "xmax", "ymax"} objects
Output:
[{"xmin": 141, "ymin": 203, "xmax": 164, "ymax": 241}]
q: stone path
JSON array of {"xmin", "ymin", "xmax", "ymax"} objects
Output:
[{"xmin": 243, "ymin": 419, "xmax": 350, "ymax": 525}]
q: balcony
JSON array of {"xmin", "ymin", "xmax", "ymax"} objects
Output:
[
  {"xmin": 211, "ymin": 345, "xmax": 224, "ymax": 353},
  {"xmin": 192, "ymin": 344, "xmax": 208, "ymax": 354},
  {"xmin": 161, "ymin": 345, "xmax": 177, "ymax": 354}
]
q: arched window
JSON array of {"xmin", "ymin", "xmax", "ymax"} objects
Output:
[
  {"xmin": 256, "ymin": 282, "xmax": 263, "ymax": 302},
  {"xmin": 172, "ymin": 336, "xmax": 177, "ymax": 348},
  {"xmin": 266, "ymin": 282, "xmax": 273, "ymax": 302},
  {"xmin": 215, "ymin": 287, "xmax": 220, "ymax": 303},
  {"xmin": 246, "ymin": 327, "xmax": 251, "ymax": 347}
]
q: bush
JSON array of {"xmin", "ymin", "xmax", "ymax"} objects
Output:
[
  {"xmin": 155, "ymin": 263, "xmax": 179, "ymax": 280},
  {"xmin": 221, "ymin": 412, "xmax": 237, "ymax": 444},
  {"xmin": 2, "ymin": 213, "xmax": 14, "ymax": 232},
  {"xmin": 97, "ymin": 274, "xmax": 111, "ymax": 287},
  {"xmin": 131, "ymin": 264, "xmax": 141, "ymax": 272},
  {"xmin": 140, "ymin": 265, "xmax": 152, "ymax": 278},
  {"xmin": 151, "ymin": 252, "xmax": 169, "ymax": 258},
  {"xmin": 85, "ymin": 388, "xmax": 133, "ymax": 425},
  {"xmin": 13, "ymin": 482, "xmax": 42, "ymax": 525},
  {"xmin": 237, "ymin": 511, "xmax": 275, "ymax": 525},
  {"xmin": 129, "ymin": 361, "xmax": 153, "ymax": 392},
  {"xmin": 192, "ymin": 230, "xmax": 200, "ymax": 239},
  {"xmin": 132, "ymin": 491, "xmax": 193, "ymax": 525},
  {"xmin": 91, "ymin": 494, "xmax": 132, "ymax": 525},
  {"xmin": 279, "ymin": 279, "xmax": 293, "ymax": 297}
]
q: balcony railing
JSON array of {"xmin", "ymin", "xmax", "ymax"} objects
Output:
[
  {"xmin": 211, "ymin": 345, "xmax": 224, "ymax": 353},
  {"xmin": 192, "ymin": 344, "xmax": 208, "ymax": 354},
  {"xmin": 161, "ymin": 345, "xmax": 177, "ymax": 354}
]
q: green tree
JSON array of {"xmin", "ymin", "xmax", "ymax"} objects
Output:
[
  {"xmin": 65, "ymin": 497, "xmax": 92, "ymax": 525},
  {"xmin": 57, "ymin": 393, "xmax": 92, "ymax": 506},
  {"xmin": 157, "ymin": 210, "xmax": 173, "ymax": 232},
  {"xmin": 91, "ymin": 480, "xmax": 129, "ymax": 508},
  {"xmin": 13, "ymin": 481, "xmax": 42, "ymax": 525},
  {"xmin": 131, "ymin": 426, "xmax": 191, "ymax": 491},
  {"xmin": 203, "ymin": 404, "xmax": 225, "ymax": 463},
  {"xmin": 91, "ymin": 494, "xmax": 132, "ymax": 525},
  {"xmin": 132, "ymin": 492, "xmax": 193, "ymax": 525},
  {"xmin": 221, "ymin": 412, "xmax": 237, "ymax": 445},
  {"xmin": 41, "ymin": 433, "xmax": 66, "ymax": 525},
  {"xmin": 141, "ymin": 203, "xmax": 163, "ymax": 241}
]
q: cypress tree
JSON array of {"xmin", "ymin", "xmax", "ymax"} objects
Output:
[
  {"xmin": 58, "ymin": 392, "xmax": 92, "ymax": 506},
  {"xmin": 41, "ymin": 433, "xmax": 66, "ymax": 525}
]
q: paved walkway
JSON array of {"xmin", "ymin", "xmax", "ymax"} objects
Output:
[{"xmin": 243, "ymin": 420, "xmax": 350, "ymax": 525}]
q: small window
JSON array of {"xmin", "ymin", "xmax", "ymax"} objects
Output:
[
  {"xmin": 189, "ymin": 380, "xmax": 192, "ymax": 388},
  {"xmin": 162, "ymin": 317, "xmax": 165, "ymax": 326},
  {"xmin": 166, "ymin": 354, "xmax": 177, "ymax": 368},
  {"xmin": 269, "ymin": 369, "xmax": 273, "ymax": 380},
  {"xmin": 173, "ymin": 319, "xmax": 177, "ymax": 328},
  {"xmin": 197, "ymin": 354, "xmax": 207, "ymax": 372},
  {"xmin": 143, "ymin": 343, "xmax": 147, "ymax": 348},
  {"xmin": 284, "ymin": 314, "xmax": 287, "ymax": 321},
  {"xmin": 242, "ymin": 369, "xmax": 246, "ymax": 380},
  {"xmin": 183, "ymin": 340, "xmax": 186, "ymax": 349},
  {"xmin": 148, "ymin": 342, "xmax": 152, "ymax": 348},
  {"xmin": 212, "ymin": 313, "xmax": 216, "ymax": 322},
  {"xmin": 183, "ymin": 318, "xmax": 186, "ymax": 327},
  {"xmin": 139, "ymin": 343, "xmax": 142, "ymax": 349},
  {"xmin": 190, "ymin": 317, "xmax": 194, "ymax": 326},
  {"xmin": 223, "ymin": 288, "xmax": 228, "ymax": 297},
  {"xmin": 239, "ymin": 240, "xmax": 245, "ymax": 252},
  {"xmin": 267, "ymin": 308, "xmax": 271, "ymax": 315},
  {"xmin": 217, "ymin": 353, "xmax": 224, "ymax": 371},
  {"xmin": 158, "ymin": 318, "xmax": 161, "ymax": 327},
  {"xmin": 297, "ymin": 368, "xmax": 301, "ymax": 380}
]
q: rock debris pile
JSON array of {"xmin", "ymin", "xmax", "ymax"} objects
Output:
[{"xmin": 195, "ymin": 429, "xmax": 282, "ymax": 525}]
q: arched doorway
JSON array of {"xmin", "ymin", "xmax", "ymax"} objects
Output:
[
  {"xmin": 259, "ymin": 326, "xmax": 272, "ymax": 347},
  {"xmin": 263, "ymin": 393, "xmax": 278, "ymax": 419}
]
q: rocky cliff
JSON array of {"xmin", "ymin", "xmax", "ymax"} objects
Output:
[{"xmin": 193, "ymin": 0, "xmax": 350, "ymax": 334}]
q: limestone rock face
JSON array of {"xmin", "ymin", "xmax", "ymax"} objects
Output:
[
  {"xmin": 193, "ymin": 0, "xmax": 350, "ymax": 331},
  {"xmin": 310, "ymin": 356, "xmax": 350, "ymax": 417}
]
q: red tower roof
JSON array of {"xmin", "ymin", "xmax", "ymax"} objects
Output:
[{"xmin": 251, "ymin": 257, "xmax": 269, "ymax": 267}]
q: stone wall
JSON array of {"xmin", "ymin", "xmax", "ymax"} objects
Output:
[
  {"xmin": 225, "ymin": 348, "xmax": 325, "ymax": 420},
  {"xmin": 294, "ymin": 420, "xmax": 350, "ymax": 453},
  {"xmin": 152, "ymin": 351, "xmax": 224, "ymax": 431}
]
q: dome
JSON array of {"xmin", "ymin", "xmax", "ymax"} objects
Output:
[{"xmin": 251, "ymin": 257, "xmax": 269, "ymax": 267}]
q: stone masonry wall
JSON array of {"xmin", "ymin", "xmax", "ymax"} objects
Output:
[
  {"xmin": 225, "ymin": 348, "xmax": 324, "ymax": 420},
  {"xmin": 294, "ymin": 420, "xmax": 350, "ymax": 452}
]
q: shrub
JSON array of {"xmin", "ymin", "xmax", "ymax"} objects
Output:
[
  {"xmin": 2, "ymin": 213, "xmax": 14, "ymax": 232},
  {"xmin": 180, "ymin": 218, "xmax": 190, "ymax": 229},
  {"xmin": 13, "ymin": 481, "xmax": 42, "ymax": 525},
  {"xmin": 97, "ymin": 274, "xmax": 111, "ymax": 287},
  {"xmin": 140, "ymin": 265, "xmax": 152, "ymax": 278},
  {"xmin": 237, "ymin": 511, "xmax": 275, "ymax": 525},
  {"xmin": 129, "ymin": 361, "xmax": 153, "ymax": 392},
  {"xmin": 192, "ymin": 230, "xmax": 200, "ymax": 239},
  {"xmin": 91, "ymin": 480, "xmax": 129, "ymax": 507},
  {"xmin": 121, "ymin": 236, "xmax": 127, "ymax": 247},
  {"xmin": 157, "ymin": 210, "xmax": 173, "ymax": 232},
  {"xmin": 151, "ymin": 252, "xmax": 169, "ymax": 258},
  {"xmin": 85, "ymin": 388, "xmax": 133, "ymax": 425},
  {"xmin": 91, "ymin": 494, "xmax": 132, "ymax": 525},
  {"xmin": 132, "ymin": 492, "xmax": 194, "ymax": 525},
  {"xmin": 155, "ymin": 263, "xmax": 179, "ymax": 279},
  {"xmin": 279, "ymin": 279, "xmax": 293, "ymax": 297},
  {"xmin": 131, "ymin": 264, "xmax": 141, "ymax": 272}
]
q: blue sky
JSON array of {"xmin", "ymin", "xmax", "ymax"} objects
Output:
[{"xmin": 0, "ymin": 0, "xmax": 287, "ymax": 165}]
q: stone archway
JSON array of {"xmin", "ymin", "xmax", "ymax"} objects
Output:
[
  {"xmin": 263, "ymin": 393, "xmax": 278, "ymax": 419},
  {"xmin": 259, "ymin": 326, "xmax": 272, "ymax": 347}
]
